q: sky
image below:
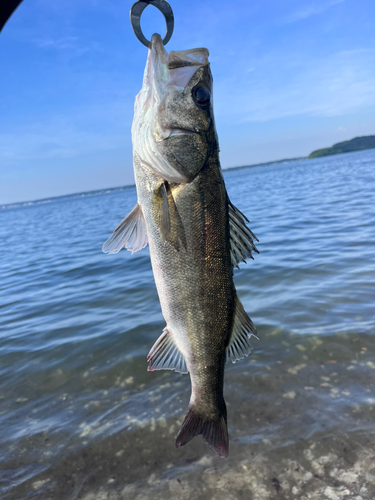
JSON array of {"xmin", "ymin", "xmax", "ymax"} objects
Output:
[{"xmin": 1, "ymin": 0, "xmax": 375, "ymax": 204}]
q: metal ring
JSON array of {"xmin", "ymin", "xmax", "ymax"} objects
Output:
[{"xmin": 130, "ymin": 0, "xmax": 174, "ymax": 48}]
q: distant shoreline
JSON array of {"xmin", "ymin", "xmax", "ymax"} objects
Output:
[
  {"xmin": 6, "ymin": 140, "xmax": 370, "ymax": 210},
  {"xmin": 1, "ymin": 156, "xmax": 309, "ymax": 210},
  {"xmin": 222, "ymin": 156, "xmax": 307, "ymax": 173},
  {"xmin": 308, "ymin": 135, "xmax": 375, "ymax": 159},
  {"xmin": 0, "ymin": 185, "xmax": 135, "ymax": 211}
]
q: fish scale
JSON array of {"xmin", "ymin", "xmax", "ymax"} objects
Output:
[{"xmin": 103, "ymin": 33, "xmax": 259, "ymax": 457}]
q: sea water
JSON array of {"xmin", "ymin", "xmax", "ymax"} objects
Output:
[{"xmin": 1, "ymin": 149, "xmax": 375, "ymax": 499}]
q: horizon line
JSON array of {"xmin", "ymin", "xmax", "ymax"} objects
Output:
[{"xmin": 1, "ymin": 156, "xmax": 307, "ymax": 209}]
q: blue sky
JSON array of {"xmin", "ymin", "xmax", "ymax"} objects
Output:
[{"xmin": 1, "ymin": 0, "xmax": 375, "ymax": 204}]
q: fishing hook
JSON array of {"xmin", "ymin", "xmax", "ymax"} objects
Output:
[{"xmin": 130, "ymin": 0, "xmax": 174, "ymax": 48}]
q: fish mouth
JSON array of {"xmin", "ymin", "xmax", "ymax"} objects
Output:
[{"xmin": 149, "ymin": 34, "xmax": 209, "ymax": 90}]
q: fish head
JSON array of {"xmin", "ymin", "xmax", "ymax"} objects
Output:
[{"xmin": 132, "ymin": 34, "xmax": 216, "ymax": 184}]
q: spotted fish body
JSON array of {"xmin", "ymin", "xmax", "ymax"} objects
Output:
[{"xmin": 103, "ymin": 34, "xmax": 258, "ymax": 457}]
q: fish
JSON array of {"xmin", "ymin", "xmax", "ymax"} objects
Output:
[{"xmin": 103, "ymin": 33, "xmax": 259, "ymax": 458}]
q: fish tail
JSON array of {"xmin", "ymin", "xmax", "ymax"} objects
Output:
[{"xmin": 175, "ymin": 405, "xmax": 229, "ymax": 458}]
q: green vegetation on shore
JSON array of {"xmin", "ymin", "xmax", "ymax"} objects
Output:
[{"xmin": 308, "ymin": 135, "xmax": 375, "ymax": 159}]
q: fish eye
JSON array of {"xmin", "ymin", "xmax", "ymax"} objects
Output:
[{"xmin": 192, "ymin": 86, "xmax": 211, "ymax": 106}]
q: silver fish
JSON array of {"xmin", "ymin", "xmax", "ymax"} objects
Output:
[{"xmin": 103, "ymin": 34, "xmax": 258, "ymax": 458}]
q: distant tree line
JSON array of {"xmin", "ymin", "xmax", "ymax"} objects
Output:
[{"xmin": 309, "ymin": 136, "xmax": 375, "ymax": 159}]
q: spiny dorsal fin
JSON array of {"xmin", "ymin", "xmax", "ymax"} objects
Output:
[
  {"xmin": 228, "ymin": 201, "xmax": 259, "ymax": 270},
  {"xmin": 226, "ymin": 294, "xmax": 258, "ymax": 364},
  {"xmin": 147, "ymin": 328, "xmax": 188, "ymax": 374},
  {"xmin": 102, "ymin": 203, "xmax": 148, "ymax": 254}
]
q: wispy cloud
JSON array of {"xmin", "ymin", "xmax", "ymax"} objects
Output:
[
  {"xmin": 215, "ymin": 48, "xmax": 375, "ymax": 122},
  {"xmin": 34, "ymin": 36, "xmax": 79, "ymax": 50},
  {"xmin": 31, "ymin": 35, "xmax": 102, "ymax": 59},
  {"xmin": 282, "ymin": 0, "xmax": 346, "ymax": 24}
]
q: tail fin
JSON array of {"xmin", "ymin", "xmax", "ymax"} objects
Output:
[{"xmin": 175, "ymin": 407, "xmax": 229, "ymax": 458}]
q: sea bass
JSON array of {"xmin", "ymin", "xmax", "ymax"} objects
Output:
[{"xmin": 103, "ymin": 34, "xmax": 258, "ymax": 458}]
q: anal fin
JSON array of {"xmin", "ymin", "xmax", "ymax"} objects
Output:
[
  {"xmin": 102, "ymin": 203, "xmax": 148, "ymax": 254},
  {"xmin": 147, "ymin": 328, "xmax": 188, "ymax": 374},
  {"xmin": 226, "ymin": 294, "xmax": 258, "ymax": 363}
]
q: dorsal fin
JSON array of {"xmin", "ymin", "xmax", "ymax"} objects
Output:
[
  {"xmin": 147, "ymin": 328, "xmax": 188, "ymax": 374},
  {"xmin": 102, "ymin": 203, "xmax": 148, "ymax": 254},
  {"xmin": 228, "ymin": 200, "xmax": 259, "ymax": 269},
  {"xmin": 226, "ymin": 294, "xmax": 258, "ymax": 364}
]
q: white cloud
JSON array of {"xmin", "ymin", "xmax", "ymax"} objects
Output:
[
  {"xmin": 34, "ymin": 36, "xmax": 79, "ymax": 50},
  {"xmin": 282, "ymin": 0, "xmax": 346, "ymax": 24}
]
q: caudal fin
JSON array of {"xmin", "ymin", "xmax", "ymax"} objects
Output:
[{"xmin": 175, "ymin": 407, "xmax": 229, "ymax": 458}]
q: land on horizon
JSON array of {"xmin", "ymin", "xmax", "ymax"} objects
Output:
[
  {"xmin": 308, "ymin": 135, "xmax": 375, "ymax": 159},
  {"xmin": 1, "ymin": 157, "xmax": 307, "ymax": 209},
  {"xmin": 2, "ymin": 140, "xmax": 374, "ymax": 208},
  {"xmin": 0, "ymin": 141, "xmax": 375, "ymax": 210}
]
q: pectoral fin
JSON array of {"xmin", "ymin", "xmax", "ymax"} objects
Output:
[
  {"xmin": 160, "ymin": 182, "xmax": 170, "ymax": 241},
  {"xmin": 228, "ymin": 200, "xmax": 259, "ymax": 269},
  {"xmin": 102, "ymin": 203, "xmax": 148, "ymax": 254},
  {"xmin": 226, "ymin": 294, "xmax": 258, "ymax": 363},
  {"xmin": 152, "ymin": 182, "xmax": 171, "ymax": 242}
]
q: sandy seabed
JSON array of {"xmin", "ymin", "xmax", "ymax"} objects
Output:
[{"xmin": 5, "ymin": 331, "xmax": 375, "ymax": 500}]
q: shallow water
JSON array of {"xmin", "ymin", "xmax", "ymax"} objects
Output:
[{"xmin": 1, "ymin": 149, "xmax": 375, "ymax": 499}]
